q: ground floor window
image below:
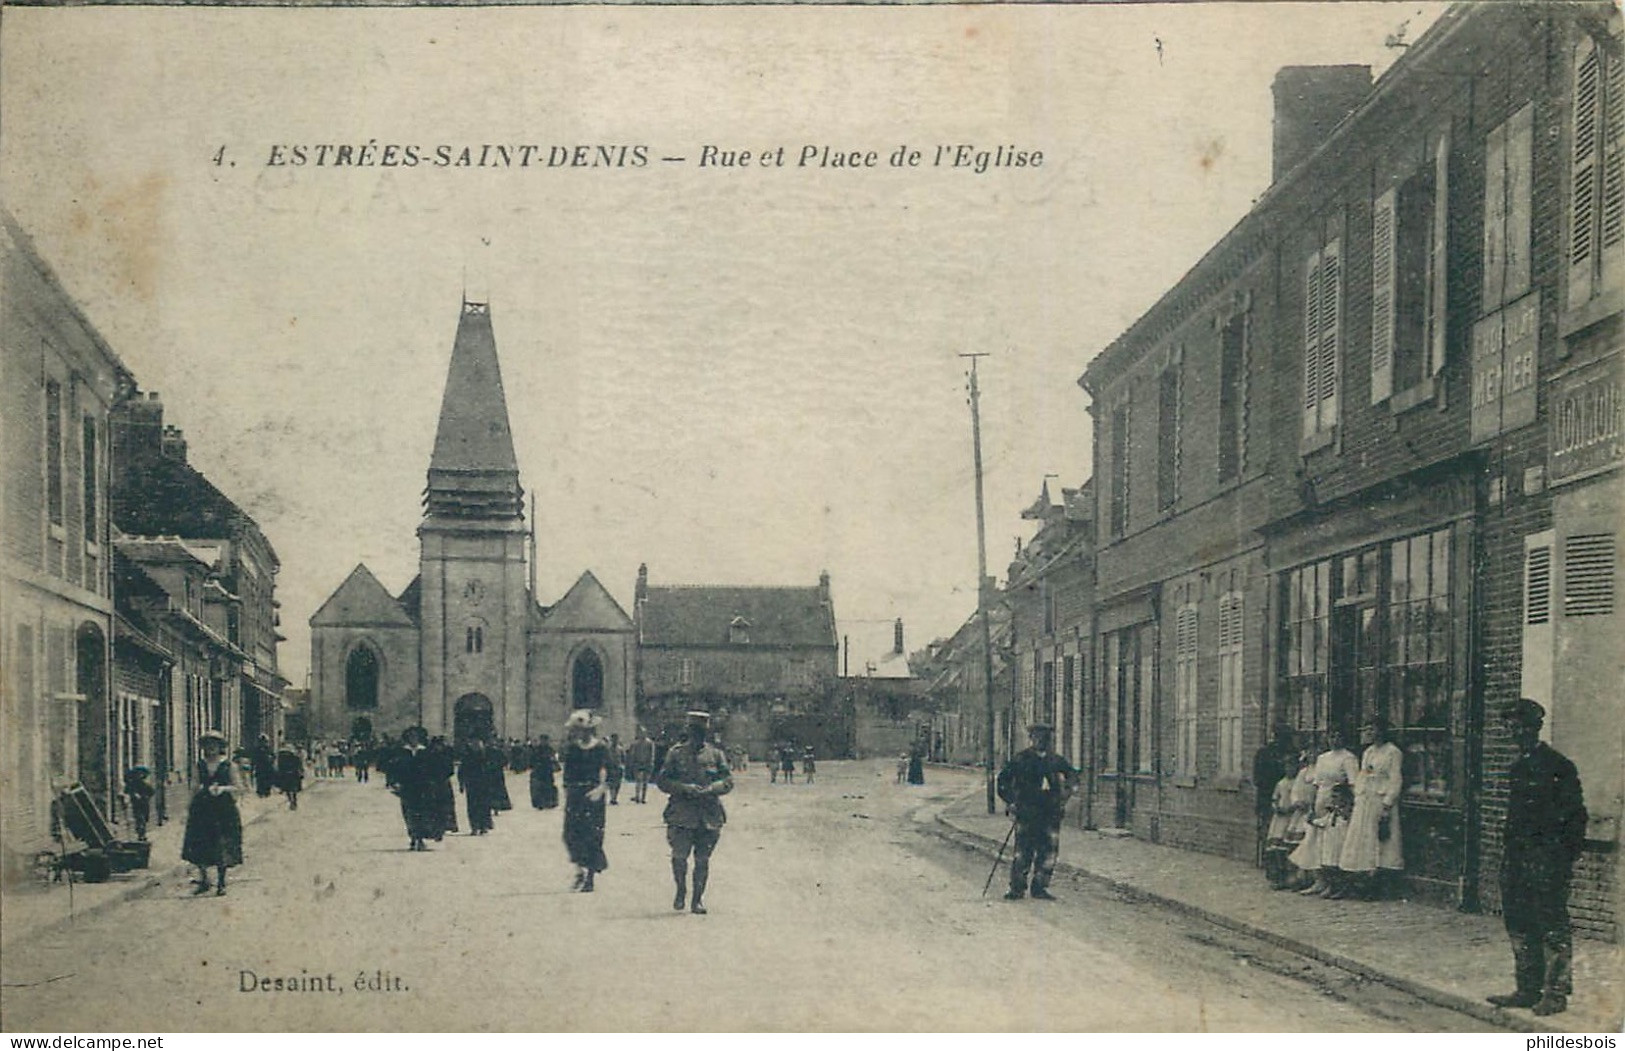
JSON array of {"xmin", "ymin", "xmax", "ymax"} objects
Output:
[{"xmin": 1275, "ymin": 524, "xmax": 1461, "ymax": 802}]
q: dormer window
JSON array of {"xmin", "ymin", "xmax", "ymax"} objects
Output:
[{"xmin": 729, "ymin": 616, "xmax": 750, "ymax": 645}]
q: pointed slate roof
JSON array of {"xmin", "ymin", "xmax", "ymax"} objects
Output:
[
  {"xmin": 424, "ymin": 301, "xmax": 524, "ymax": 519},
  {"xmin": 538, "ymin": 571, "xmax": 633, "ymax": 633},
  {"xmin": 310, "ymin": 564, "xmax": 415, "ymax": 628}
]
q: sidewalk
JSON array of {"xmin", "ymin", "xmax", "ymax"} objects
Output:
[
  {"xmin": 0, "ymin": 778, "xmax": 320, "ymax": 952},
  {"xmin": 933, "ymin": 785, "xmax": 1623, "ymax": 1034}
]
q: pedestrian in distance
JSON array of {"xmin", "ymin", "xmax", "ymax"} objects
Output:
[
  {"xmin": 353, "ymin": 742, "xmax": 372, "ymax": 783},
  {"xmin": 907, "ymin": 744, "xmax": 926, "ymax": 785},
  {"xmin": 658, "ymin": 710, "xmax": 733, "ymax": 915},
  {"xmin": 459, "ymin": 738, "xmax": 496, "ymax": 835},
  {"xmin": 1338, "ymin": 716, "xmax": 1405, "ymax": 899},
  {"xmin": 896, "ymin": 752, "xmax": 908, "ymax": 784},
  {"xmin": 390, "ymin": 725, "xmax": 448, "ymax": 851},
  {"xmin": 802, "ymin": 746, "xmax": 816, "ymax": 784},
  {"xmin": 1487, "ymin": 699, "xmax": 1587, "ymax": 1017},
  {"xmin": 486, "ymin": 738, "xmax": 513, "ymax": 815},
  {"xmin": 529, "ymin": 734, "xmax": 560, "ymax": 810},
  {"xmin": 181, "ymin": 731, "xmax": 243, "ymax": 896},
  {"xmin": 427, "ymin": 735, "xmax": 459, "ymax": 835},
  {"xmin": 560, "ymin": 710, "xmax": 612, "ymax": 892},
  {"xmin": 250, "ymin": 734, "xmax": 276, "ymax": 799},
  {"xmin": 605, "ymin": 733, "xmax": 625, "ymax": 805},
  {"xmin": 276, "ymin": 743, "xmax": 304, "ymax": 811},
  {"xmin": 123, "ymin": 765, "xmax": 155, "ymax": 842},
  {"xmin": 996, "ymin": 722, "xmax": 1076, "ymax": 900},
  {"xmin": 627, "ymin": 729, "xmax": 655, "ymax": 804}
]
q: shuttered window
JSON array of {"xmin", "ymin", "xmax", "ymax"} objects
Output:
[
  {"xmin": 1371, "ymin": 188, "xmax": 1397, "ymax": 403},
  {"xmin": 1526, "ymin": 544, "xmax": 1552, "ymax": 625},
  {"xmin": 1303, "ymin": 239, "xmax": 1342, "ymax": 438},
  {"xmin": 1174, "ymin": 604, "xmax": 1197, "ymax": 776},
  {"xmin": 1569, "ymin": 32, "xmax": 1625, "ymax": 311},
  {"xmin": 1218, "ymin": 311, "xmax": 1246, "ymax": 480},
  {"xmin": 1158, "ymin": 366, "xmax": 1180, "ymax": 512},
  {"xmin": 1429, "ymin": 131, "xmax": 1450, "ymax": 378},
  {"xmin": 1563, "ymin": 533, "xmax": 1616, "ymax": 617},
  {"xmin": 1109, "ymin": 400, "xmax": 1130, "ymax": 536},
  {"xmin": 1216, "ymin": 592, "xmax": 1244, "ymax": 777}
]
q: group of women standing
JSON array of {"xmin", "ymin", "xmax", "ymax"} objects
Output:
[{"xmin": 1265, "ymin": 719, "xmax": 1406, "ymax": 900}]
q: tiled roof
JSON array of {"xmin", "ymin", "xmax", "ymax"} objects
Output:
[{"xmin": 640, "ymin": 585, "xmax": 835, "ymax": 649}]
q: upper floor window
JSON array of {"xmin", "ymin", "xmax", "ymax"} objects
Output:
[
  {"xmin": 1567, "ymin": 31, "xmax": 1624, "ymax": 314},
  {"xmin": 82, "ymin": 416, "xmax": 98, "ymax": 543},
  {"xmin": 1302, "ymin": 238, "xmax": 1343, "ymax": 442},
  {"xmin": 1371, "ymin": 131, "xmax": 1449, "ymax": 404},
  {"xmin": 45, "ymin": 380, "xmax": 64, "ymax": 527},
  {"xmin": 1218, "ymin": 311, "xmax": 1247, "ymax": 482},
  {"xmin": 465, "ymin": 624, "xmax": 484, "ymax": 654},
  {"xmin": 1157, "ymin": 364, "xmax": 1181, "ymax": 512},
  {"xmin": 1216, "ymin": 591, "xmax": 1245, "ymax": 778},
  {"xmin": 1108, "ymin": 400, "xmax": 1130, "ymax": 537},
  {"xmin": 1483, "ymin": 104, "xmax": 1534, "ymax": 312}
]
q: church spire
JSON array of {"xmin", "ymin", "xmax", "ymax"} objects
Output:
[{"xmin": 424, "ymin": 300, "xmax": 523, "ymax": 519}]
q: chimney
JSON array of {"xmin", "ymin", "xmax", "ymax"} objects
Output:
[
  {"xmin": 893, "ymin": 617, "xmax": 904, "ymax": 656},
  {"xmin": 818, "ymin": 570, "xmax": 831, "ymax": 603},
  {"xmin": 635, "ymin": 562, "xmax": 648, "ymax": 601},
  {"xmin": 161, "ymin": 425, "xmax": 188, "ymax": 463},
  {"xmin": 1271, "ymin": 65, "xmax": 1372, "ymax": 183}
]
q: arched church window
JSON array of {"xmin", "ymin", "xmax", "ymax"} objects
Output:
[{"xmin": 346, "ymin": 645, "xmax": 380, "ymax": 710}]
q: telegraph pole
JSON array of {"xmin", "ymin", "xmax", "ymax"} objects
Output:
[{"xmin": 961, "ymin": 353, "xmax": 998, "ymax": 815}]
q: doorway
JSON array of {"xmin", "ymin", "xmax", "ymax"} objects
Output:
[{"xmin": 453, "ymin": 693, "xmax": 494, "ymax": 747}]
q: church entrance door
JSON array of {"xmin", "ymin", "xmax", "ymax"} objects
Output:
[{"xmin": 453, "ymin": 693, "xmax": 495, "ymax": 747}]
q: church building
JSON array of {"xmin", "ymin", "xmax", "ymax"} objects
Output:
[{"xmin": 308, "ymin": 301, "xmax": 635, "ymax": 745}]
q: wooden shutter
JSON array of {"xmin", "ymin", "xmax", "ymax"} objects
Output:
[
  {"xmin": 1303, "ymin": 247, "xmax": 1322, "ymax": 438},
  {"xmin": 1371, "ymin": 188, "xmax": 1397, "ymax": 403},
  {"xmin": 1429, "ymin": 131, "xmax": 1450, "ymax": 377},
  {"xmin": 1319, "ymin": 238, "xmax": 1342, "ymax": 425},
  {"xmin": 1602, "ymin": 42, "xmax": 1624, "ymax": 291},
  {"xmin": 1482, "ymin": 122, "xmax": 1508, "ymax": 310},
  {"xmin": 1570, "ymin": 35, "xmax": 1601, "ymax": 310},
  {"xmin": 1563, "ymin": 533, "xmax": 1617, "ymax": 618},
  {"xmin": 1505, "ymin": 105, "xmax": 1534, "ymax": 302}
]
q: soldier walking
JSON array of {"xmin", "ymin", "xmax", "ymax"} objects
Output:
[
  {"xmin": 996, "ymin": 722, "xmax": 1076, "ymax": 901},
  {"xmin": 627, "ymin": 729, "xmax": 655, "ymax": 804},
  {"xmin": 657, "ymin": 710, "xmax": 733, "ymax": 915},
  {"xmin": 1488, "ymin": 699, "xmax": 1587, "ymax": 1017}
]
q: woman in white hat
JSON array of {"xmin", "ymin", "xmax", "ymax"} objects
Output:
[
  {"xmin": 560, "ymin": 710, "xmax": 612, "ymax": 891},
  {"xmin": 181, "ymin": 731, "xmax": 243, "ymax": 896}
]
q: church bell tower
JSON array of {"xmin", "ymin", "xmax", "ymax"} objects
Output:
[{"xmin": 418, "ymin": 301, "xmax": 529, "ymax": 743}]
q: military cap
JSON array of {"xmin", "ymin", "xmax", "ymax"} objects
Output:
[{"xmin": 1503, "ymin": 698, "xmax": 1546, "ymax": 728}]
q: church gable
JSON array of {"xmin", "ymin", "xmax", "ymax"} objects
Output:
[
  {"xmin": 537, "ymin": 571, "xmax": 632, "ymax": 633},
  {"xmin": 310, "ymin": 564, "xmax": 415, "ymax": 628}
]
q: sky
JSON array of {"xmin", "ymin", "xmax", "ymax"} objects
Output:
[{"xmin": 1, "ymin": 2, "xmax": 1443, "ymax": 683}]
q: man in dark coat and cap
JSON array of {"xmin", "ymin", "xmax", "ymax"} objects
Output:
[
  {"xmin": 1487, "ymin": 699, "xmax": 1587, "ymax": 1017},
  {"xmin": 997, "ymin": 722, "xmax": 1076, "ymax": 901}
]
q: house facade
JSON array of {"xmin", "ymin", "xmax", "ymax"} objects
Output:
[{"xmin": 1078, "ymin": 4, "xmax": 1622, "ymax": 935}]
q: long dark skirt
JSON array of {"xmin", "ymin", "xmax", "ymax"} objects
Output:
[
  {"xmin": 490, "ymin": 768, "xmax": 512, "ymax": 812},
  {"xmin": 400, "ymin": 789, "xmax": 445, "ymax": 842},
  {"xmin": 530, "ymin": 770, "xmax": 559, "ymax": 809},
  {"xmin": 907, "ymin": 755, "xmax": 925, "ymax": 785},
  {"xmin": 181, "ymin": 790, "xmax": 243, "ymax": 868},
  {"xmin": 433, "ymin": 778, "xmax": 458, "ymax": 834},
  {"xmin": 563, "ymin": 786, "xmax": 607, "ymax": 872}
]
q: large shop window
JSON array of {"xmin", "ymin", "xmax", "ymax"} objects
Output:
[{"xmin": 1277, "ymin": 526, "xmax": 1459, "ymax": 802}]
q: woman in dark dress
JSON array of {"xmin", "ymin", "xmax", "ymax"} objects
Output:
[
  {"xmin": 389, "ymin": 726, "xmax": 447, "ymax": 851},
  {"xmin": 459, "ymin": 738, "xmax": 496, "ymax": 835},
  {"xmin": 487, "ymin": 741, "xmax": 513, "ymax": 814},
  {"xmin": 560, "ymin": 711, "xmax": 611, "ymax": 891},
  {"xmin": 182, "ymin": 732, "xmax": 243, "ymax": 896},
  {"xmin": 529, "ymin": 735, "xmax": 559, "ymax": 809},
  {"xmin": 428, "ymin": 736, "xmax": 458, "ymax": 835},
  {"xmin": 275, "ymin": 745, "xmax": 304, "ymax": 810}
]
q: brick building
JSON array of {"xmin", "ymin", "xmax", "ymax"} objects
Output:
[
  {"xmin": 634, "ymin": 565, "xmax": 840, "ymax": 757},
  {"xmin": 0, "ymin": 213, "xmax": 131, "ymax": 885},
  {"xmin": 1078, "ymin": 4, "xmax": 1621, "ymax": 935}
]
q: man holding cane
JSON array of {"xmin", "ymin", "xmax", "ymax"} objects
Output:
[{"xmin": 997, "ymin": 722, "xmax": 1077, "ymax": 901}]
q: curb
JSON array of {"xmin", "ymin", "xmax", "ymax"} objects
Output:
[{"xmin": 929, "ymin": 809, "xmax": 1555, "ymax": 1035}]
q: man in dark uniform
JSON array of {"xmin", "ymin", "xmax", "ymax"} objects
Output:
[
  {"xmin": 997, "ymin": 722, "xmax": 1076, "ymax": 901},
  {"xmin": 657, "ymin": 710, "xmax": 733, "ymax": 915},
  {"xmin": 1488, "ymin": 699, "xmax": 1587, "ymax": 1017}
]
